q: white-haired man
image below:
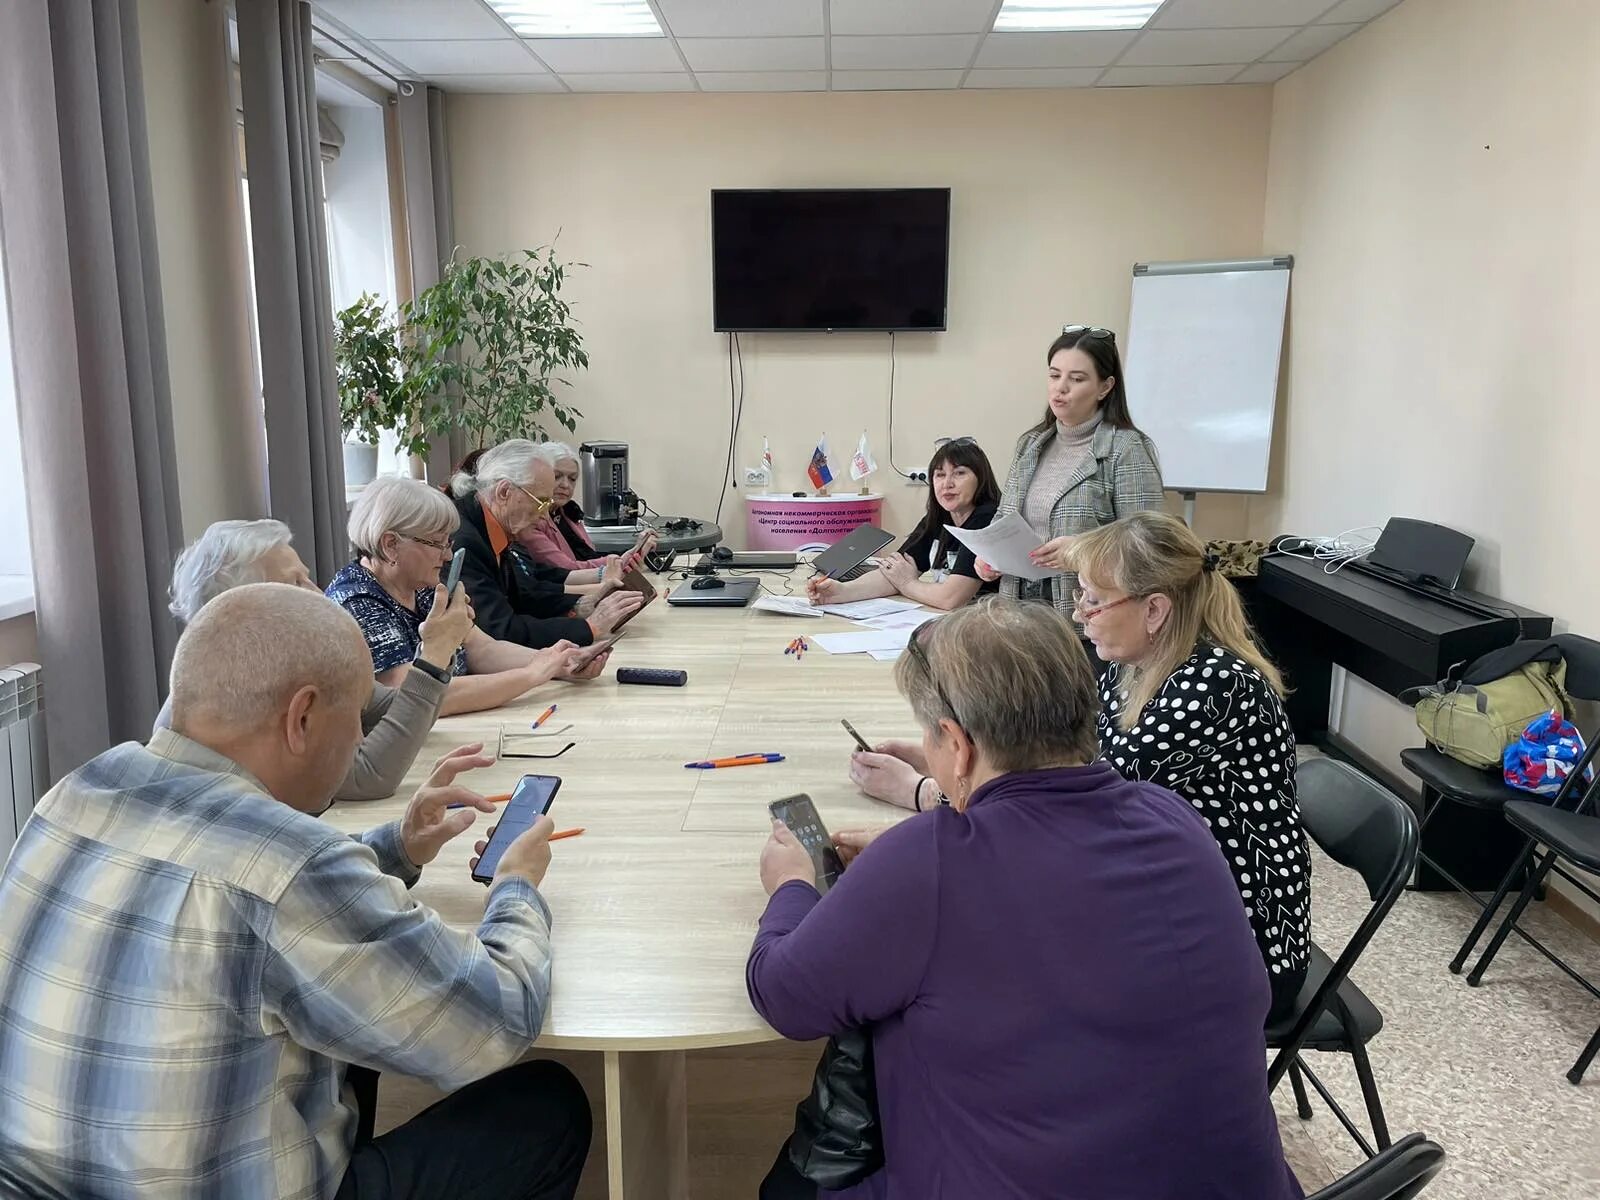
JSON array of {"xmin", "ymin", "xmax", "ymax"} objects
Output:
[
  {"xmin": 0, "ymin": 584, "xmax": 590, "ymax": 1199},
  {"xmin": 163, "ymin": 518, "xmax": 474, "ymax": 801}
]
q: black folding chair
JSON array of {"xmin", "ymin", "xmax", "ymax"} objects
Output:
[
  {"xmin": 1399, "ymin": 634, "xmax": 1600, "ymax": 974},
  {"xmin": 1304, "ymin": 1133, "xmax": 1446, "ymax": 1200},
  {"xmin": 1268, "ymin": 758, "xmax": 1419, "ymax": 1157},
  {"xmin": 1459, "ymin": 761, "xmax": 1600, "ymax": 1083}
]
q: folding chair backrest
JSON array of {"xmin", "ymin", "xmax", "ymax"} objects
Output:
[
  {"xmin": 1305, "ymin": 1132, "xmax": 1445, "ymax": 1199},
  {"xmin": 1298, "ymin": 757, "xmax": 1419, "ymax": 904},
  {"xmin": 1555, "ymin": 633, "xmax": 1600, "ymax": 703}
]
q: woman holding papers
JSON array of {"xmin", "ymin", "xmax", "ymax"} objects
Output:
[
  {"xmin": 807, "ymin": 439, "xmax": 1001, "ymax": 611},
  {"xmin": 975, "ymin": 326, "xmax": 1164, "ymax": 618}
]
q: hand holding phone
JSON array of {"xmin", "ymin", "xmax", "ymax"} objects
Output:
[
  {"xmin": 472, "ymin": 774, "xmax": 561, "ymax": 885},
  {"xmin": 767, "ymin": 794, "xmax": 845, "ymax": 894},
  {"xmin": 841, "ymin": 719, "xmax": 872, "ymax": 753}
]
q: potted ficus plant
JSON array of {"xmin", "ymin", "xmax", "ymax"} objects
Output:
[
  {"xmin": 401, "ymin": 245, "xmax": 588, "ymax": 451},
  {"xmin": 333, "ymin": 294, "xmax": 418, "ymax": 485}
]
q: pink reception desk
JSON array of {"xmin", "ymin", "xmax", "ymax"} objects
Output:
[{"xmin": 744, "ymin": 494, "xmax": 885, "ymax": 550}]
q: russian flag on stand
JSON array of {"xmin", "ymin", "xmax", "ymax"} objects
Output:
[{"xmin": 807, "ymin": 437, "xmax": 833, "ymax": 490}]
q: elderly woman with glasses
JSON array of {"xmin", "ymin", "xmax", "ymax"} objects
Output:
[
  {"xmin": 326, "ymin": 477, "xmax": 612, "ymax": 717},
  {"xmin": 972, "ymin": 326, "xmax": 1165, "ymax": 614},
  {"xmin": 748, "ymin": 599, "xmax": 1304, "ymax": 1200},
  {"xmin": 1071, "ymin": 511, "xmax": 1311, "ymax": 1024},
  {"xmin": 805, "ymin": 438, "xmax": 1002, "ymax": 613},
  {"xmin": 447, "ymin": 440, "xmax": 643, "ymax": 648},
  {"xmin": 512, "ymin": 442, "xmax": 658, "ymax": 575},
  {"xmin": 159, "ymin": 518, "xmax": 474, "ymax": 801}
]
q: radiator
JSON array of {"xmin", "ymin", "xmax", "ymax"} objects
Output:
[{"xmin": 0, "ymin": 663, "xmax": 47, "ymax": 859}]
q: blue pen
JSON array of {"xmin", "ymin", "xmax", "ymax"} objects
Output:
[{"xmin": 684, "ymin": 753, "xmax": 785, "ymax": 769}]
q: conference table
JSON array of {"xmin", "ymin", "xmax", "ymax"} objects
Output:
[{"xmin": 321, "ymin": 569, "xmax": 921, "ymax": 1200}]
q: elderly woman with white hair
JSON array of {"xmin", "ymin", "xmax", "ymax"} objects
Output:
[
  {"xmin": 448, "ymin": 440, "xmax": 643, "ymax": 649},
  {"xmin": 327, "ymin": 476, "xmax": 611, "ymax": 716},
  {"xmin": 162, "ymin": 518, "xmax": 473, "ymax": 801},
  {"xmin": 515, "ymin": 442, "xmax": 657, "ymax": 573}
]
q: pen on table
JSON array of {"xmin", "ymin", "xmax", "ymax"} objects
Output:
[
  {"xmin": 449, "ymin": 792, "xmax": 513, "ymax": 809},
  {"xmin": 684, "ymin": 753, "xmax": 786, "ymax": 769},
  {"xmin": 549, "ymin": 827, "xmax": 585, "ymax": 842},
  {"xmin": 532, "ymin": 703, "xmax": 558, "ymax": 729}
]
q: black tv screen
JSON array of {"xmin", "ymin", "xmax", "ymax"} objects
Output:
[{"xmin": 711, "ymin": 188, "xmax": 950, "ymax": 332}]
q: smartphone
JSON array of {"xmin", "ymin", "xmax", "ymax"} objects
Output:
[
  {"xmin": 612, "ymin": 568, "xmax": 659, "ymax": 631},
  {"xmin": 443, "ymin": 546, "xmax": 467, "ymax": 594},
  {"xmin": 840, "ymin": 719, "xmax": 872, "ymax": 753},
  {"xmin": 471, "ymin": 774, "xmax": 561, "ymax": 885},
  {"xmin": 768, "ymin": 793, "xmax": 845, "ymax": 894},
  {"xmin": 572, "ymin": 632, "xmax": 621, "ymax": 669}
]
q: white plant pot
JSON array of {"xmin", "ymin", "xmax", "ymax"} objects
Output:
[{"xmin": 343, "ymin": 440, "xmax": 379, "ymax": 487}]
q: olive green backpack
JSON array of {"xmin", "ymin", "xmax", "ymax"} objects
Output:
[{"xmin": 1409, "ymin": 640, "xmax": 1572, "ymax": 770}]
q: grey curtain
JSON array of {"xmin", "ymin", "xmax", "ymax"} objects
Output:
[
  {"xmin": 0, "ymin": 0, "xmax": 184, "ymax": 779},
  {"xmin": 237, "ymin": 0, "xmax": 347, "ymax": 582},
  {"xmin": 396, "ymin": 83, "xmax": 462, "ymax": 482}
]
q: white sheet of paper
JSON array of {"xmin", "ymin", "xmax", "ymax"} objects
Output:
[
  {"xmin": 813, "ymin": 628, "xmax": 916, "ymax": 655},
  {"xmin": 943, "ymin": 513, "xmax": 1054, "ymax": 581},
  {"xmin": 818, "ymin": 597, "xmax": 921, "ymax": 620},
  {"xmin": 861, "ymin": 609, "xmax": 932, "ymax": 632},
  {"xmin": 751, "ymin": 595, "xmax": 823, "ymax": 618},
  {"xmin": 867, "ymin": 649, "xmax": 904, "ymax": 662}
]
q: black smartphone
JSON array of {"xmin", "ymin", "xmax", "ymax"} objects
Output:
[
  {"xmin": 472, "ymin": 774, "xmax": 561, "ymax": 885},
  {"xmin": 768, "ymin": 793, "xmax": 845, "ymax": 894},
  {"xmin": 840, "ymin": 719, "xmax": 872, "ymax": 753},
  {"xmin": 572, "ymin": 632, "xmax": 621, "ymax": 668},
  {"xmin": 443, "ymin": 546, "xmax": 467, "ymax": 594}
]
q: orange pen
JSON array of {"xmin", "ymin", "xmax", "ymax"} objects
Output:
[{"xmin": 549, "ymin": 828, "xmax": 585, "ymax": 842}]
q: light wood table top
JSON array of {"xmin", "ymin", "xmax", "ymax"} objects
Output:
[{"xmin": 320, "ymin": 572, "xmax": 918, "ymax": 1051}]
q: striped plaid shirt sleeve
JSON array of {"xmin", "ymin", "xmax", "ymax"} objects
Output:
[{"xmin": 260, "ymin": 827, "xmax": 554, "ymax": 1091}]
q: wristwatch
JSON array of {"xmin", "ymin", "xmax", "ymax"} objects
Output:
[{"xmin": 411, "ymin": 655, "xmax": 451, "ymax": 684}]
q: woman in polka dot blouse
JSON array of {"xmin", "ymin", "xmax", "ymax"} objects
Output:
[{"xmin": 1070, "ymin": 512, "xmax": 1312, "ymax": 1023}]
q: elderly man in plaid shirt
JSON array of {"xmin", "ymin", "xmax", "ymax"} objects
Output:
[{"xmin": 0, "ymin": 583, "xmax": 590, "ymax": 1200}]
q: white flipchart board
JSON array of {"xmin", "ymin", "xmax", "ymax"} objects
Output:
[{"xmin": 1123, "ymin": 257, "xmax": 1292, "ymax": 495}]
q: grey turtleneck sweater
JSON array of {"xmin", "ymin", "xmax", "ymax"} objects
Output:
[{"xmin": 1020, "ymin": 413, "xmax": 1101, "ymax": 534}]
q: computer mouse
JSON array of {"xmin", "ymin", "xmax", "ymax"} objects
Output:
[
  {"xmin": 711, "ymin": 546, "xmax": 734, "ymax": 562},
  {"xmin": 691, "ymin": 576, "xmax": 727, "ymax": 590}
]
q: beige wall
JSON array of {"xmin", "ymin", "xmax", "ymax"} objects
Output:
[
  {"xmin": 1253, "ymin": 0, "xmax": 1600, "ymax": 773},
  {"xmin": 138, "ymin": 0, "xmax": 263, "ymax": 537},
  {"xmin": 446, "ymin": 86, "xmax": 1272, "ymax": 543},
  {"xmin": 0, "ymin": 616, "xmax": 38, "ymax": 667}
]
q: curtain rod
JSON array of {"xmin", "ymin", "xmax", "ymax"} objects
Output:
[{"xmin": 311, "ymin": 24, "xmax": 416, "ymax": 97}]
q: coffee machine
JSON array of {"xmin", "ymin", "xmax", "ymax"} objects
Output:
[{"xmin": 579, "ymin": 441, "xmax": 631, "ymax": 524}]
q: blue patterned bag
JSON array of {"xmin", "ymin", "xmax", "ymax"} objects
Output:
[{"xmin": 1503, "ymin": 709, "xmax": 1594, "ymax": 798}]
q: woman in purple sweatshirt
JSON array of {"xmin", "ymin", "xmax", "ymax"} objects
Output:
[{"xmin": 748, "ymin": 598, "xmax": 1303, "ymax": 1200}]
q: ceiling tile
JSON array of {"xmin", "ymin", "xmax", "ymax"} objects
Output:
[
  {"xmin": 313, "ymin": 0, "xmax": 510, "ymax": 40},
  {"xmin": 696, "ymin": 71, "xmax": 828, "ymax": 92},
  {"xmin": 1119, "ymin": 28, "xmax": 1296, "ymax": 66},
  {"xmin": 372, "ymin": 39, "xmax": 544, "ymax": 74},
  {"xmin": 1266, "ymin": 22, "xmax": 1361, "ymax": 60},
  {"xmin": 964, "ymin": 67, "xmax": 1101, "ymax": 88},
  {"xmin": 428, "ymin": 73, "xmax": 568, "ymax": 92},
  {"xmin": 831, "ymin": 34, "xmax": 983, "ymax": 71},
  {"xmin": 678, "ymin": 37, "xmax": 824, "ymax": 72},
  {"xmin": 1318, "ymin": 0, "xmax": 1402, "ymax": 21},
  {"xmin": 829, "ymin": 0, "xmax": 998, "ymax": 36},
  {"xmin": 1152, "ymin": 0, "xmax": 1334, "ymax": 29},
  {"xmin": 1232, "ymin": 61, "xmax": 1300, "ymax": 84},
  {"xmin": 525, "ymin": 37, "xmax": 681, "ymax": 73},
  {"xmin": 1099, "ymin": 64, "xmax": 1245, "ymax": 86},
  {"xmin": 830, "ymin": 70, "xmax": 965, "ymax": 91},
  {"xmin": 562, "ymin": 72, "xmax": 696, "ymax": 92},
  {"xmin": 654, "ymin": 0, "xmax": 823, "ymax": 38},
  {"xmin": 974, "ymin": 31, "xmax": 1137, "ymax": 69}
]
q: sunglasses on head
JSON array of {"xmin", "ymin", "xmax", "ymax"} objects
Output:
[
  {"xmin": 1061, "ymin": 324, "xmax": 1115, "ymax": 341},
  {"xmin": 905, "ymin": 619, "xmax": 965, "ymax": 730}
]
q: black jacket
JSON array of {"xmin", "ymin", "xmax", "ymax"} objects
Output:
[{"xmin": 451, "ymin": 494, "xmax": 594, "ymax": 648}]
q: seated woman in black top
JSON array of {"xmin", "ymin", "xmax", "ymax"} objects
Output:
[
  {"xmin": 807, "ymin": 438, "xmax": 1001, "ymax": 612},
  {"xmin": 1070, "ymin": 511, "xmax": 1312, "ymax": 1023}
]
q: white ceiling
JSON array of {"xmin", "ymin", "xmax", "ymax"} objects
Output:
[{"xmin": 309, "ymin": 0, "xmax": 1403, "ymax": 95}]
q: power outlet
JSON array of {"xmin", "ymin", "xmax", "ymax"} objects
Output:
[
  {"xmin": 904, "ymin": 470, "xmax": 928, "ymax": 485},
  {"xmin": 743, "ymin": 467, "xmax": 770, "ymax": 488}
]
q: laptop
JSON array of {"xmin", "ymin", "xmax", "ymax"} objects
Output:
[
  {"xmin": 666, "ymin": 577, "xmax": 761, "ymax": 607},
  {"xmin": 810, "ymin": 524, "xmax": 896, "ymax": 581},
  {"xmin": 700, "ymin": 549, "xmax": 800, "ymax": 569}
]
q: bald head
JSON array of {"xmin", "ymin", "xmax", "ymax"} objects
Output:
[{"xmin": 170, "ymin": 582, "xmax": 371, "ymax": 734}]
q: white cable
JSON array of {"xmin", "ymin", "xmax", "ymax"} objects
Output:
[{"xmin": 1273, "ymin": 525, "xmax": 1383, "ymax": 574}]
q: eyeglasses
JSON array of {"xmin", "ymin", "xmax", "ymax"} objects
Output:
[
  {"xmin": 933, "ymin": 436, "xmax": 977, "ymax": 447},
  {"xmin": 400, "ymin": 533, "xmax": 452, "ymax": 553},
  {"xmin": 1061, "ymin": 324, "xmax": 1115, "ymax": 341},
  {"xmin": 510, "ymin": 481, "xmax": 555, "ymax": 519},
  {"xmin": 1071, "ymin": 589, "xmax": 1141, "ymax": 623},
  {"xmin": 906, "ymin": 619, "xmax": 964, "ymax": 730}
]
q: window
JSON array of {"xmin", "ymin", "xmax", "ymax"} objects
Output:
[{"xmin": 0, "ymin": 237, "xmax": 36, "ymax": 618}]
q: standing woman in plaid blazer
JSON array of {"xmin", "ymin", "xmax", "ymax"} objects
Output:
[{"xmin": 976, "ymin": 326, "xmax": 1165, "ymax": 617}]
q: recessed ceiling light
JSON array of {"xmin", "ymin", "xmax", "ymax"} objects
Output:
[
  {"xmin": 993, "ymin": 2, "xmax": 1161, "ymax": 32},
  {"xmin": 485, "ymin": 1, "xmax": 664, "ymax": 38}
]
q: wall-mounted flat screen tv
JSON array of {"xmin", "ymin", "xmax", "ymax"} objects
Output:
[{"xmin": 711, "ymin": 188, "xmax": 950, "ymax": 332}]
